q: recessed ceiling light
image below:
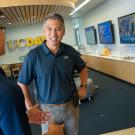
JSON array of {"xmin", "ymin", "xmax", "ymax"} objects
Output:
[
  {"xmin": 0, "ymin": 15, "xmax": 5, "ymax": 18},
  {"xmin": 69, "ymin": 0, "xmax": 91, "ymax": 15},
  {"xmin": 7, "ymin": 22, "xmax": 12, "ymax": 25}
]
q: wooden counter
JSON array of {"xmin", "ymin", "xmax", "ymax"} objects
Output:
[
  {"xmin": 101, "ymin": 127, "xmax": 135, "ymax": 135},
  {"xmin": 82, "ymin": 54, "xmax": 135, "ymax": 85}
]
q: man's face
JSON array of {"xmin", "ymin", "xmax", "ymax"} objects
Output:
[{"xmin": 43, "ymin": 19, "xmax": 65, "ymax": 47}]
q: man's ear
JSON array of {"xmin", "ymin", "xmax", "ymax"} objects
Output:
[{"xmin": 63, "ymin": 28, "xmax": 65, "ymax": 36}]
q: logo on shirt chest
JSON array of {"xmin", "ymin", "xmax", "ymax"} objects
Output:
[{"xmin": 63, "ymin": 56, "xmax": 69, "ymax": 59}]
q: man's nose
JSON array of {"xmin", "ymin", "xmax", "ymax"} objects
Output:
[{"xmin": 51, "ymin": 29, "xmax": 57, "ymax": 34}]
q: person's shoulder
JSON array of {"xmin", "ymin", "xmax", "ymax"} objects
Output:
[
  {"xmin": 62, "ymin": 43, "xmax": 80, "ymax": 54},
  {"xmin": 61, "ymin": 42, "xmax": 72, "ymax": 48},
  {"xmin": 27, "ymin": 45, "xmax": 42, "ymax": 57},
  {"xmin": 0, "ymin": 75, "xmax": 21, "ymax": 96},
  {"xmin": 61, "ymin": 42, "xmax": 75, "ymax": 51},
  {"xmin": 30, "ymin": 45, "xmax": 42, "ymax": 53}
]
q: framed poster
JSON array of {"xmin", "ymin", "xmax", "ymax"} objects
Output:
[
  {"xmin": 98, "ymin": 21, "xmax": 115, "ymax": 44},
  {"xmin": 118, "ymin": 12, "xmax": 135, "ymax": 44},
  {"xmin": 85, "ymin": 26, "xmax": 97, "ymax": 45}
]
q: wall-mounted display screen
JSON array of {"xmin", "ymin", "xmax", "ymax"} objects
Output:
[
  {"xmin": 98, "ymin": 21, "xmax": 115, "ymax": 44},
  {"xmin": 118, "ymin": 12, "xmax": 135, "ymax": 44},
  {"xmin": 85, "ymin": 26, "xmax": 97, "ymax": 45}
]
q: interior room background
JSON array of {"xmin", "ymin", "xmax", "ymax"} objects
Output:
[{"xmin": 0, "ymin": 0, "xmax": 135, "ymax": 65}]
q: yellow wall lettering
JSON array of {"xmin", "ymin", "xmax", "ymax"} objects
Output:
[
  {"xmin": 34, "ymin": 37, "xmax": 42, "ymax": 45},
  {"xmin": 26, "ymin": 38, "xmax": 35, "ymax": 47},
  {"xmin": 7, "ymin": 40, "xmax": 15, "ymax": 49},
  {"xmin": 7, "ymin": 36, "xmax": 45, "ymax": 50},
  {"xmin": 40, "ymin": 36, "xmax": 46, "ymax": 42},
  {"xmin": 17, "ymin": 39, "xmax": 27, "ymax": 48}
]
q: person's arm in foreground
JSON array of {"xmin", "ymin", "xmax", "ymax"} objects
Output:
[
  {"xmin": 27, "ymin": 104, "xmax": 50, "ymax": 124},
  {"xmin": 78, "ymin": 66, "xmax": 88, "ymax": 99},
  {"xmin": 18, "ymin": 82, "xmax": 47, "ymax": 124},
  {"xmin": 0, "ymin": 73, "xmax": 32, "ymax": 135},
  {"xmin": 17, "ymin": 82, "xmax": 33, "ymax": 110}
]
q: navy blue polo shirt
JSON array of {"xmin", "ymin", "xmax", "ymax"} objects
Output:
[
  {"xmin": 0, "ymin": 74, "xmax": 32, "ymax": 135},
  {"xmin": 18, "ymin": 42, "xmax": 86, "ymax": 104}
]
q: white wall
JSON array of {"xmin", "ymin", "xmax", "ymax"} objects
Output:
[
  {"xmin": 81, "ymin": 0, "xmax": 135, "ymax": 56},
  {"xmin": 0, "ymin": 19, "xmax": 75, "ymax": 64}
]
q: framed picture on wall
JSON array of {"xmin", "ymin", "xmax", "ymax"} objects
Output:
[
  {"xmin": 98, "ymin": 21, "xmax": 115, "ymax": 44},
  {"xmin": 85, "ymin": 26, "xmax": 97, "ymax": 45},
  {"xmin": 118, "ymin": 12, "xmax": 135, "ymax": 44}
]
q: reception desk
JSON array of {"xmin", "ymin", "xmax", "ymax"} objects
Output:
[{"xmin": 82, "ymin": 54, "xmax": 135, "ymax": 85}]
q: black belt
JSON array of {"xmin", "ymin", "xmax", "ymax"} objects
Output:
[{"xmin": 46, "ymin": 97, "xmax": 73, "ymax": 107}]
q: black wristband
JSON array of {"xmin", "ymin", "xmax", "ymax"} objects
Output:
[{"xmin": 80, "ymin": 84, "xmax": 87, "ymax": 88}]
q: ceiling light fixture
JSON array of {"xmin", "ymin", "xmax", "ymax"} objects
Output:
[
  {"xmin": 69, "ymin": 0, "xmax": 91, "ymax": 15},
  {"xmin": 7, "ymin": 22, "xmax": 12, "ymax": 25},
  {"xmin": 0, "ymin": 15, "xmax": 5, "ymax": 18}
]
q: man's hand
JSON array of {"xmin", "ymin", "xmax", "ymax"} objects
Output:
[
  {"xmin": 78, "ymin": 87, "xmax": 87, "ymax": 99},
  {"xmin": 27, "ymin": 104, "xmax": 50, "ymax": 124}
]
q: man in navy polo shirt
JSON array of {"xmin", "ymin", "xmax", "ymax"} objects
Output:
[
  {"xmin": 0, "ymin": 68, "xmax": 32, "ymax": 135},
  {"xmin": 18, "ymin": 13, "xmax": 88, "ymax": 135}
]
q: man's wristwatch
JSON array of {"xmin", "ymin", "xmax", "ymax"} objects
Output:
[{"xmin": 80, "ymin": 84, "xmax": 87, "ymax": 88}]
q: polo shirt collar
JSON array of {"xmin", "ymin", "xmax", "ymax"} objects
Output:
[
  {"xmin": 59, "ymin": 43, "xmax": 65, "ymax": 53},
  {"xmin": 41, "ymin": 41, "xmax": 65, "ymax": 55},
  {"xmin": 41, "ymin": 41, "xmax": 50, "ymax": 54}
]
